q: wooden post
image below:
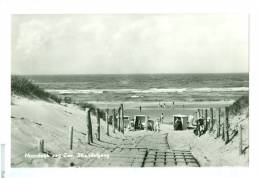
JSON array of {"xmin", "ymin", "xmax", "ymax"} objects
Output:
[
  {"xmin": 38, "ymin": 139, "xmax": 44, "ymax": 153},
  {"xmin": 118, "ymin": 108, "xmax": 121, "ymax": 132},
  {"xmin": 117, "ymin": 113, "xmax": 120, "ymax": 131},
  {"xmin": 121, "ymin": 104, "xmax": 124, "ymax": 134},
  {"xmin": 69, "ymin": 126, "xmax": 73, "ymax": 150},
  {"xmin": 224, "ymin": 107, "xmax": 230, "ymax": 144},
  {"xmin": 239, "ymin": 124, "xmax": 243, "ymax": 155},
  {"xmin": 204, "ymin": 109, "xmax": 208, "ymax": 132},
  {"xmin": 97, "ymin": 108, "xmax": 101, "ymax": 141},
  {"xmin": 196, "ymin": 110, "xmax": 200, "ymax": 120},
  {"xmin": 86, "ymin": 108, "xmax": 93, "ymax": 144},
  {"xmin": 113, "ymin": 108, "xmax": 116, "ymax": 133},
  {"xmin": 222, "ymin": 123, "xmax": 225, "ymax": 141},
  {"xmin": 106, "ymin": 109, "xmax": 109, "ymax": 136},
  {"xmin": 86, "ymin": 108, "xmax": 90, "ymax": 144},
  {"xmin": 210, "ymin": 108, "xmax": 214, "ymax": 132},
  {"xmin": 217, "ymin": 108, "xmax": 221, "ymax": 138}
]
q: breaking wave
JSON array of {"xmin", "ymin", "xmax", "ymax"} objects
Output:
[{"xmin": 46, "ymin": 87, "xmax": 249, "ymax": 94}]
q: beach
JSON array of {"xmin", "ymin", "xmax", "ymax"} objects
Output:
[
  {"xmin": 91, "ymin": 100, "xmax": 233, "ymax": 124},
  {"xmin": 11, "ymin": 94, "xmax": 249, "ymax": 167},
  {"xmin": 10, "ymin": 73, "xmax": 249, "ymax": 167}
]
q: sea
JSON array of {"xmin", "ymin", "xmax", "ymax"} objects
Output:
[{"xmin": 23, "ymin": 73, "xmax": 249, "ymax": 103}]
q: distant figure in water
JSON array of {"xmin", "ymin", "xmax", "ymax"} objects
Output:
[
  {"xmin": 159, "ymin": 103, "xmax": 163, "ymax": 108},
  {"xmin": 160, "ymin": 113, "xmax": 164, "ymax": 124},
  {"xmin": 139, "ymin": 106, "xmax": 142, "ymax": 112}
]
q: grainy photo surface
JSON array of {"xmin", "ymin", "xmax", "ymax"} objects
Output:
[{"xmin": 11, "ymin": 14, "xmax": 249, "ymax": 167}]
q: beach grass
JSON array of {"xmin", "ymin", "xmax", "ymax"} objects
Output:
[
  {"xmin": 229, "ymin": 94, "xmax": 249, "ymax": 116},
  {"xmin": 11, "ymin": 75, "xmax": 61, "ymax": 103}
]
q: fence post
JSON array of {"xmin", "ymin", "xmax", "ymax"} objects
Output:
[
  {"xmin": 38, "ymin": 138, "xmax": 44, "ymax": 153},
  {"xmin": 222, "ymin": 123, "xmax": 225, "ymax": 141},
  {"xmin": 118, "ymin": 108, "xmax": 121, "ymax": 132},
  {"xmin": 204, "ymin": 109, "xmax": 208, "ymax": 132},
  {"xmin": 86, "ymin": 108, "xmax": 90, "ymax": 144},
  {"xmin": 239, "ymin": 124, "xmax": 243, "ymax": 155},
  {"xmin": 97, "ymin": 108, "xmax": 101, "ymax": 141},
  {"xmin": 106, "ymin": 109, "xmax": 109, "ymax": 136},
  {"xmin": 69, "ymin": 126, "xmax": 74, "ymax": 150},
  {"xmin": 86, "ymin": 108, "xmax": 93, "ymax": 144},
  {"xmin": 225, "ymin": 107, "xmax": 230, "ymax": 144},
  {"xmin": 196, "ymin": 110, "xmax": 199, "ymax": 119},
  {"xmin": 121, "ymin": 104, "xmax": 124, "ymax": 134},
  {"xmin": 113, "ymin": 108, "xmax": 116, "ymax": 133},
  {"xmin": 210, "ymin": 108, "xmax": 214, "ymax": 132},
  {"xmin": 217, "ymin": 108, "xmax": 221, "ymax": 138}
]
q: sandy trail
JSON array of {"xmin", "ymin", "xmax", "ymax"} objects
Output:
[{"xmin": 82, "ymin": 128, "xmax": 200, "ymax": 167}]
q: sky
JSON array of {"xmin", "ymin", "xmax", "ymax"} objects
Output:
[{"xmin": 12, "ymin": 14, "xmax": 248, "ymax": 74}]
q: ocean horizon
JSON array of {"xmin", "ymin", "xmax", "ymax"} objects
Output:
[{"xmin": 17, "ymin": 73, "xmax": 249, "ymax": 102}]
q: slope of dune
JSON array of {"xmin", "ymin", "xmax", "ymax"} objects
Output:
[
  {"xmin": 190, "ymin": 95, "xmax": 249, "ymax": 166},
  {"xmin": 11, "ymin": 95, "xmax": 125, "ymax": 167}
]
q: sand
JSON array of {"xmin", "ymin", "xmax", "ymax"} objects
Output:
[
  {"xmin": 11, "ymin": 96, "xmax": 248, "ymax": 167},
  {"xmin": 93, "ymin": 100, "xmax": 233, "ymax": 124}
]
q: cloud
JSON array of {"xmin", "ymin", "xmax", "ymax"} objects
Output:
[{"xmin": 12, "ymin": 14, "xmax": 248, "ymax": 74}]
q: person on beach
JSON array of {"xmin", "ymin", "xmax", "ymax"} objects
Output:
[
  {"xmin": 195, "ymin": 116, "xmax": 205, "ymax": 136},
  {"xmin": 155, "ymin": 118, "xmax": 160, "ymax": 132},
  {"xmin": 139, "ymin": 106, "xmax": 142, "ymax": 112},
  {"xmin": 160, "ymin": 113, "xmax": 164, "ymax": 124}
]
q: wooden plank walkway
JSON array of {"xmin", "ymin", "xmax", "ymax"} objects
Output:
[{"xmin": 83, "ymin": 132, "xmax": 200, "ymax": 167}]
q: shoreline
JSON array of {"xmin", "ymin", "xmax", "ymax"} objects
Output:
[{"xmin": 88, "ymin": 100, "xmax": 234, "ymax": 109}]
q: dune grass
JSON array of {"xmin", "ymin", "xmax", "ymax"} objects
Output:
[
  {"xmin": 11, "ymin": 75, "xmax": 61, "ymax": 103},
  {"xmin": 229, "ymin": 94, "xmax": 249, "ymax": 115}
]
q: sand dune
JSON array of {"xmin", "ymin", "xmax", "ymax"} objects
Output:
[{"xmin": 11, "ymin": 95, "xmax": 248, "ymax": 167}]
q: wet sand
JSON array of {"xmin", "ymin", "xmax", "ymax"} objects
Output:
[{"xmin": 93, "ymin": 100, "xmax": 233, "ymax": 124}]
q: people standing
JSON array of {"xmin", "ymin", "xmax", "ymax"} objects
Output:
[
  {"xmin": 139, "ymin": 106, "xmax": 142, "ymax": 112},
  {"xmin": 160, "ymin": 113, "xmax": 164, "ymax": 124},
  {"xmin": 155, "ymin": 117, "xmax": 161, "ymax": 132}
]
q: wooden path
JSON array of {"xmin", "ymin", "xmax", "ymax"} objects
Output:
[{"xmin": 83, "ymin": 132, "xmax": 200, "ymax": 167}]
